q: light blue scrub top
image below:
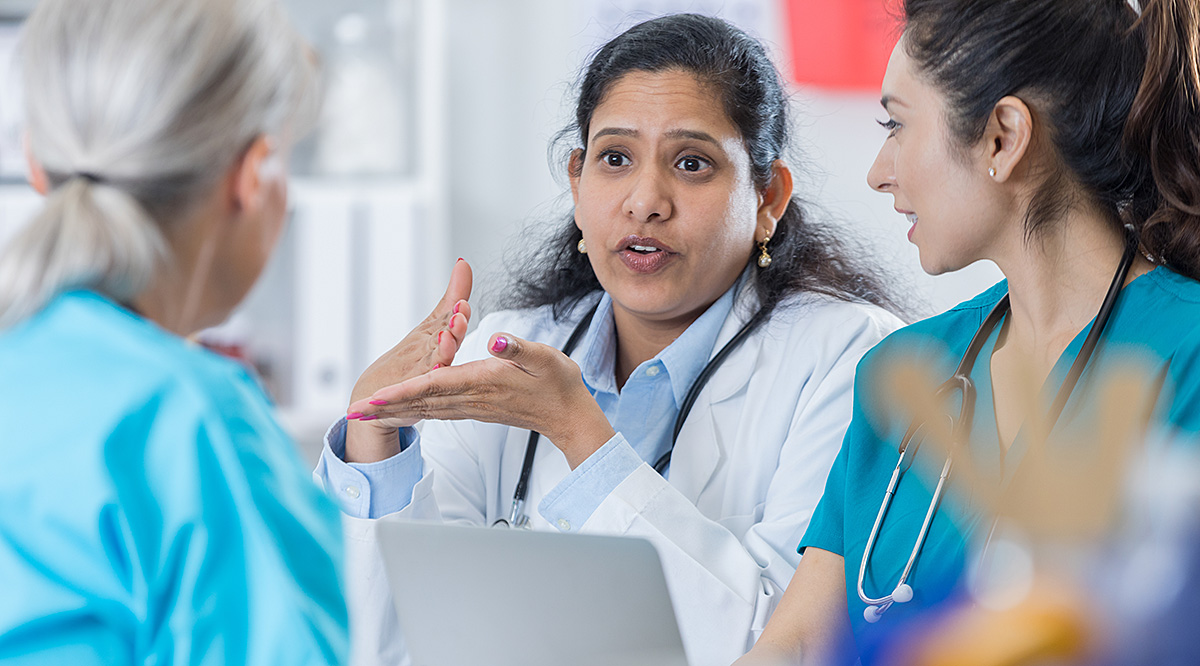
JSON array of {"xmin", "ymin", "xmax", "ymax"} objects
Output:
[
  {"xmin": 0, "ymin": 291, "xmax": 348, "ymax": 665},
  {"xmin": 801, "ymin": 266, "xmax": 1200, "ymax": 664}
]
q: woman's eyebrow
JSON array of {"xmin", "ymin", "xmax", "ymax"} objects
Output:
[
  {"xmin": 591, "ymin": 127, "xmax": 721, "ymax": 146},
  {"xmin": 664, "ymin": 128, "xmax": 720, "ymax": 145},
  {"xmin": 592, "ymin": 127, "xmax": 638, "ymax": 140}
]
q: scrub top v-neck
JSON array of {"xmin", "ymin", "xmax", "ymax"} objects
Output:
[{"xmin": 800, "ymin": 266, "xmax": 1200, "ymax": 664}]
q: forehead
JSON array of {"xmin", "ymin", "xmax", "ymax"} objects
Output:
[
  {"xmin": 881, "ymin": 40, "xmax": 916, "ymax": 105},
  {"xmin": 589, "ymin": 70, "xmax": 741, "ymax": 140}
]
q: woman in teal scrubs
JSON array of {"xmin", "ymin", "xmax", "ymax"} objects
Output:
[
  {"xmin": 0, "ymin": 0, "xmax": 348, "ymax": 663},
  {"xmin": 739, "ymin": 0, "xmax": 1200, "ymax": 664}
]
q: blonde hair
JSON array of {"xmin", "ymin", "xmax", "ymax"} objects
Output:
[{"xmin": 0, "ymin": 0, "xmax": 320, "ymax": 327}]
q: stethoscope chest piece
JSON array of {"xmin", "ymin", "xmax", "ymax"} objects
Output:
[{"xmin": 863, "ymin": 583, "xmax": 912, "ymax": 623}]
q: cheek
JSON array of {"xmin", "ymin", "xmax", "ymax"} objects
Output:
[
  {"xmin": 898, "ymin": 142, "xmax": 959, "ymax": 214},
  {"xmin": 573, "ymin": 178, "xmax": 617, "ymax": 236},
  {"xmin": 710, "ymin": 184, "xmax": 759, "ymax": 250}
]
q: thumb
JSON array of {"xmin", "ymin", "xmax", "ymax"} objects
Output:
[
  {"xmin": 486, "ymin": 332, "xmax": 541, "ymax": 369},
  {"xmin": 433, "ymin": 258, "xmax": 473, "ymax": 315}
]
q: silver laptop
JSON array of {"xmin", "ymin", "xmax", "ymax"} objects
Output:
[{"xmin": 375, "ymin": 520, "xmax": 691, "ymax": 666}]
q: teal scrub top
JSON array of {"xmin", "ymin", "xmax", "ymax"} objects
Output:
[
  {"xmin": 801, "ymin": 266, "xmax": 1200, "ymax": 663},
  {"xmin": 0, "ymin": 291, "xmax": 348, "ymax": 665}
]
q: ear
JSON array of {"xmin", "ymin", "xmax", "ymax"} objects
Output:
[
  {"xmin": 756, "ymin": 160, "xmax": 793, "ymax": 241},
  {"xmin": 568, "ymin": 148, "xmax": 584, "ymax": 209},
  {"xmin": 229, "ymin": 135, "xmax": 275, "ymax": 214},
  {"xmin": 24, "ymin": 135, "xmax": 49, "ymax": 196},
  {"xmin": 983, "ymin": 96, "xmax": 1034, "ymax": 182}
]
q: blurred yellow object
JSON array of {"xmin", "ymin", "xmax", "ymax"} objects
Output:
[{"xmin": 897, "ymin": 585, "xmax": 1090, "ymax": 666}]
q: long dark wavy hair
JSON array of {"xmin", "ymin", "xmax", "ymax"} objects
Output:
[
  {"xmin": 504, "ymin": 13, "xmax": 901, "ymax": 325},
  {"xmin": 902, "ymin": 0, "xmax": 1200, "ymax": 277}
]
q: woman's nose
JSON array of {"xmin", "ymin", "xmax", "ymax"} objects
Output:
[
  {"xmin": 624, "ymin": 166, "xmax": 673, "ymax": 223},
  {"xmin": 867, "ymin": 142, "xmax": 896, "ymax": 193}
]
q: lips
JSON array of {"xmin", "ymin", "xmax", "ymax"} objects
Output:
[
  {"xmin": 617, "ymin": 235, "xmax": 677, "ymax": 274},
  {"xmin": 895, "ymin": 208, "xmax": 918, "ymax": 241}
]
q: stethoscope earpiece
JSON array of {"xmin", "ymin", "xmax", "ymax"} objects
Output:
[{"xmin": 892, "ymin": 583, "xmax": 913, "ymax": 604}]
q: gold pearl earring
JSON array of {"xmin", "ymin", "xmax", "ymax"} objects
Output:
[
  {"xmin": 988, "ymin": 167, "xmax": 997, "ymax": 178},
  {"xmin": 757, "ymin": 236, "xmax": 772, "ymax": 268},
  {"xmin": 577, "ymin": 238, "xmax": 588, "ymax": 254}
]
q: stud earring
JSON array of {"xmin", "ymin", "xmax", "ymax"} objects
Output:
[
  {"xmin": 577, "ymin": 239, "xmax": 587, "ymax": 254},
  {"xmin": 988, "ymin": 167, "xmax": 997, "ymax": 178},
  {"xmin": 757, "ymin": 237, "xmax": 772, "ymax": 268}
]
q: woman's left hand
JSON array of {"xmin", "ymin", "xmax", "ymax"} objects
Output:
[{"xmin": 347, "ymin": 332, "xmax": 615, "ymax": 469}]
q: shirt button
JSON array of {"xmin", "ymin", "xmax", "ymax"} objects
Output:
[
  {"xmin": 645, "ymin": 366, "xmax": 661, "ymax": 377},
  {"xmin": 344, "ymin": 485, "xmax": 361, "ymax": 499},
  {"xmin": 557, "ymin": 518, "xmax": 571, "ymax": 531}
]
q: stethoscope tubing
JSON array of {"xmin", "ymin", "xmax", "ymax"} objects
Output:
[
  {"xmin": 495, "ymin": 296, "xmax": 763, "ymax": 528},
  {"xmin": 857, "ymin": 228, "xmax": 1140, "ymax": 621}
]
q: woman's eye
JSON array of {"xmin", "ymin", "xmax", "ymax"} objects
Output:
[
  {"xmin": 877, "ymin": 119, "xmax": 900, "ymax": 136},
  {"xmin": 602, "ymin": 151, "xmax": 629, "ymax": 167},
  {"xmin": 676, "ymin": 156, "xmax": 710, "ymax": 172}
]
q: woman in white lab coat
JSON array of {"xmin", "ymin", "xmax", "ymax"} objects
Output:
[{"xmin": 318, "ymin": 14, "xmax": 902, "ymax": 666}]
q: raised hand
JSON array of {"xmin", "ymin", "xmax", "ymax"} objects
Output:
[
  {"xmin": 347, "ymin": 332, "xmax": 615, "ymax": 469},
  {"xmin": 343, "ymin": 259, "xmax": 473, "ymax": 463}
]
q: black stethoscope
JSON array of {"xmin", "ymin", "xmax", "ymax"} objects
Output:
[
  {"xmin": 492, "ymin": 298, "xmax": 764, "ymax": 528},
  {"xmin": 857, "ymin": 229, "xmax": 1139, "ymax": 623}
]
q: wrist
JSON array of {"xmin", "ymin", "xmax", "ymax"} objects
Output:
[
  {"xmin": 551, "ymin": 400, "xmax": 615, "ymax": 469},
  {"xmin": 344, "ymin": 420, "xmax": 403, "ymax": 464}
]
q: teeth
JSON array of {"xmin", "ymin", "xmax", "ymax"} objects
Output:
[
  {"xmin": 630, "ymin": 245, "xmax": 660, "ymax": 253},
  {"xmin": 906, "ymin": 213, "xmax": 918, "ymax": 225}
]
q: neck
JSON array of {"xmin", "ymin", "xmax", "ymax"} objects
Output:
[
  {"xmin": 991, "ymin": 207, "xmax": 1150, "ymax": 369},
  {"xmin": 611, "ymin": 304, "xmax": 707, "ymax": 390},
  {"xmin": 131, "ymin": 212, "xmax": 223, "ymax": 337}
]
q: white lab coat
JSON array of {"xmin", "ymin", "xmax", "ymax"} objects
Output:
[{"xmin": 338, "ymin": 288, "xmax": 901, "ymax": 666}]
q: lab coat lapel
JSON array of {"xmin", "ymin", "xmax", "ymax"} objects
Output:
[
  {"xmin": 668, "ymin": 294, "xmax": 764, "ymax": 503},
  {"xmin": 707, "ymin": 284, "xmax": 761, "ymax": 403}
]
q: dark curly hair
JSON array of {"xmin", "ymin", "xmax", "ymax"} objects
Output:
[{"xmin": 504, "ymin": 13, "xmax": 901, "ymax": 325}]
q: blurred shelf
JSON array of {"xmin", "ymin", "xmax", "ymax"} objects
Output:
[{"xmin": 0, "ymin": 0, "xmax": 32, "ymax": 21}]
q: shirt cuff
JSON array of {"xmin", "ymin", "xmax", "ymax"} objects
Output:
[
  {"xmin": 537, "ymin": 433, "xmax": 643, "ymax": 532},
  {"xmin": 313, "ymin": 418, "xmax": 424, "ymax": 519}
]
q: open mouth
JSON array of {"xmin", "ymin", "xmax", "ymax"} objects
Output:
[{"xmin": 618, "ymin": 236, "xmax": 676, "ymax": 273}]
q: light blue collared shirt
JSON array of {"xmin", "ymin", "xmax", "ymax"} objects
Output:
[
  {"xmin": 537, "ymin": 283, "xmax": 737, "ymax": 529},
  {"xmin": 317, "ymin": 279, "xmax": 740, "ymax": 529}
]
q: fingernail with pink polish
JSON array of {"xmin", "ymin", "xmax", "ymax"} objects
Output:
[
  {"xmin": 438, "ymin": 331, "xmax": 445, "ymax": 345},
  {"xmin": 433, "ymin": 363, "xmax": 442, "ymax": 370},
  {"xmin": 491, "ymin": 336, "xmax": 508, "ymax": 353},
  {"xmin": 347, "ymin": 412, "xmax": 364, "ymax": 420},
  {"xmin": 453, "ymin": 302, "xmax": 461, "ymax": 315},
  {"xmin": 368, "ymin": 400, "xmax": 388, "ymax": 406},
  {"xmin": 359, "ymin": 415, "xmax": 379, "ymax": 421}
]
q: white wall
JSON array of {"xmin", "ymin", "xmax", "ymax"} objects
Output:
[
  {"xmin": 441, "ymin": 0, "xmax": 1002, "ymax": 319},
  {"xmin": 0, "ymin": 1, "xmax": 1006, "ymax": 457}
]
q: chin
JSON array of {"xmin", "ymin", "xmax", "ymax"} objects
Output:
[
  {"xmin": 608, "ymin": 287, "xmax": 689, "ymax": 320},
  {"xmin": 915, "ymin": 245, "xmax": 966, "ymax": 277}
]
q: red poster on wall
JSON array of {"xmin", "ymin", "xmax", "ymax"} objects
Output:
[{"xmin": 785, "ymin": 0, "xmax": 902, "ymax": 91}]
